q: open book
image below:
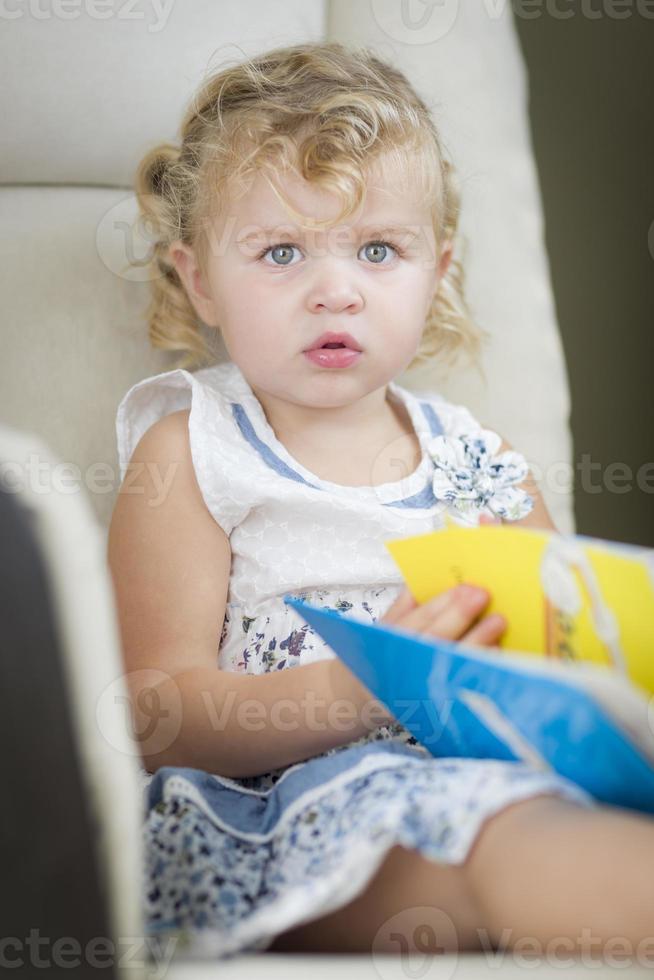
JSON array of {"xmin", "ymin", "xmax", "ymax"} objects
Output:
[{"xmin": 284, "ymin": 525, "xmax": 654, "ymax": 814}]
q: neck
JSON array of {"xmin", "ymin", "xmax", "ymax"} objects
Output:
[{"xmin": 250, "ymin": 384, "xmax": 399, "ymax": 451}]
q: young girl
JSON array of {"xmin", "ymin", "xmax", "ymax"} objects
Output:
[{"xmin": 108, "ymin": 42, "xmax": 654, "ymax": 963}]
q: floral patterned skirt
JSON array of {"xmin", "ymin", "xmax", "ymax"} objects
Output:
[{"xmin": 142, "ymin": 737, "xmax": 595, "ymax": 962}]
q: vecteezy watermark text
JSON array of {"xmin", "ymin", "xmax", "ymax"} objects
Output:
[
  {"xmin": 0, "ymin": 454, "xmax": 180, "ymax": 506},
  {"xmin": 0, "ymin": 0, "xmax": 175, "ymax": 32},
  {"xmin": 97, "ymin": 668, "xmax": 445, "ymax": 758},
  {"xmin": 371, "ymin": 909, "xmax": 654, "ymax": 975},
  {"xmin": 370, "ymin": 0, "xmax": 654, "ymax": 49},
  {"xmin": 0, "ymin": 930, "xmax": 178, "ymax": 979},
  {"xmin": 2, "ymin": 452, "xmax": 654, "ymax": 508}
]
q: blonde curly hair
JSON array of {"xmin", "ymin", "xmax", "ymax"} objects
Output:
[{"xmin": 133, "ymin": 41, "xmax": 484, "ymax": 372}]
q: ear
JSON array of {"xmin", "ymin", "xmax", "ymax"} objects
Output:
[
  {"xmin": 437, "ymin": 239, "xmax": 453, "ymax": 280},
  {"xmin": 167, "ymin": 240, "xmax": 219, "ymax": 327}
]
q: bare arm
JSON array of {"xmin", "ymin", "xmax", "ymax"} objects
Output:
[
  {"xmin": 496, "ymin": 435, "xmax": 558, "ymax": 532},
  {"xmin": 134, "ymin": 658, "xmax": 388, "ymax": 777},
  {"xmin": 107, "ymin": 409, "xmax": 388, "ymax": 779}
]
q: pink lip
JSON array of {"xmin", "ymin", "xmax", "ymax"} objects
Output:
[{"xmin": 303, "ymin": 348, "xmax": 362, "ymax": 369}]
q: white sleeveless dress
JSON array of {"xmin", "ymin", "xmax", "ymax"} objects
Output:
[{"xmin": 115, "ymin": 359, "xmax": 594, "ymax": 961}]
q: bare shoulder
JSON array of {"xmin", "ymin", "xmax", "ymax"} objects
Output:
[
  {"xmin": 136, "ymin": 407, "xmax": 191, "ymax": 457},
  {"xmin": 496, "ymin": 433, "xmax": 557, "ymax": 532},
  {"xmin": 117, "ymin": 407, "xmax": 196, "ymax": 498}
]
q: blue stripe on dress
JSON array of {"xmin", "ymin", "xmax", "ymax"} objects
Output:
[
  {"xmin": 383, "ymin": 481, "xmax": 437, "ymax": 509},
  {"xmin": 231, "ymin": 397, "xmax": 443, "ymax": 511},
  {"xmin": 419, "ymin": 400, "xmax": 444, "ymax": 437},
  {"xmin": 382, "ymin": 400, "xmax": 442, "ymax": 508},
  {"xmin": 231, "ymin": 404, "xmax": 323, "ymax": 490},
  {"xmin": 147, "ymin": 740, "xmax": 424, "ymax": 841}
]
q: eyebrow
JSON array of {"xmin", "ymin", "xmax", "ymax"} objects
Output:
[{"xmin": 237, "ymin": 224, "xmax": 421, "ymax": 243}]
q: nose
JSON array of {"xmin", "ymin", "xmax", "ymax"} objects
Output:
[{"xmin": 306, "ymin": 266, "xmax": 364, "ymax": 315}]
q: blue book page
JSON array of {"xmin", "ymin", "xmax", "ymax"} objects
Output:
[{"xmin": 284, "ymin": 596, "xmax": 654, "ymax": 814}]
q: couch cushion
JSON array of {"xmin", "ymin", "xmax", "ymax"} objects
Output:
[{"xmin": 0, "ymin": 0, "xmax": 326, "ymax": 186}]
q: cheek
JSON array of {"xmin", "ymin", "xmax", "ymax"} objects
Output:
[
  {"xmin": 390, "ymin": 273, "xmax": 436, "ymax": 345},
  {"xmin": 210, "ymin": 266, "xmax": 275, "ymax": 329},
  {"xmin": 384, "ymin": 270, "xmax": 435, "ymax": 319},
  {"xmin": 218, "ymin": 295, "xmax": 288, "ymax": 365}
]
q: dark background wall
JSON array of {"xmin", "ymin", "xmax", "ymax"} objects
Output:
[{"xmin": 513, "ymin": 4, "xmax": 654, "ymax": 547}]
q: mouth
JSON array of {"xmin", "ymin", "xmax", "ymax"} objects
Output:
[{"xmin": 305, "ymin": 332, "xmax": 363, "ymax": 353}]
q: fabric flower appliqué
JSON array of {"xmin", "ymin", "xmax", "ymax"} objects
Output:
[{"xmin": 426, "ymin": 429, "xmax": 534, "ymax": 526}]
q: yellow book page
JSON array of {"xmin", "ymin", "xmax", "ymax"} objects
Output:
[{"xmin": 384, "ymin": 524, "xmax": 654, "ymax": 694}]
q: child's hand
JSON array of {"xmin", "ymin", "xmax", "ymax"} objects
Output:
[
  {"xmin": 333, "ymin": 581, "xmax": 506, "ymax": 737},
  {"xmin": 380, "ymin": 583, "xmax": 507, "ymax": 648}
]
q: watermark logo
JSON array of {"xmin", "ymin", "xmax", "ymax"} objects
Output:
[
  {"xmin": 371, "ymin": 0, "xmax": 654, "ymax": 45},
  {"xmin": 372, "ymin": 905, "xmax": 459, "ymax": 978},
  {"xmin": 369, "ymin": 431, "xmax": 428, "ymax": 502},
  {"xmin": 371, "ymin": 0, "xmax": 461, "ymax": 45},
  {"xmin": 96, "ymin": 669, "xmax": 182, "ymax": 757},
  {"xmin": 96, "ymin": 193, "xmax": 165, "ymax": 282}
]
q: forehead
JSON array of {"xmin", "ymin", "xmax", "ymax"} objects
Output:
[{"xmin": 219, "ymin": 152, "xmax": 432, "ymax": 234}]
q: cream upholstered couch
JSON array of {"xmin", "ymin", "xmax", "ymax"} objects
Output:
[
  {"xmin": 0, "ymin": 1, "xmax": 608, "ymax": 977},
  {"xmin": 2, "ymin": 0, "xmax": 574, "ymax": 537}
]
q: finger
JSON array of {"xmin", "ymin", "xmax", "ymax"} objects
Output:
[
  {"xmin": 461, "ymin": 613, "xmax": 507, "ymax": 648},
  {"xmin": 402, "ymin": 584, "xmax": 491, "ymax": 640},
  {"xmin": 380, "ymin": 585, "xmax": 418, "ymax": 625},
  {"xmin": 393, "ymin": 589, "xmax": 453, "ymax": 630}
]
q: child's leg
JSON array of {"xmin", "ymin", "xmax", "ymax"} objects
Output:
[
  {"xmin": 270, "ymin": 794, "xmax": 654, "ymax": 958},
  {"xmin": 268, "ymin": 839, "xmax": 487, "ymax": 953},
  {"xmin": 465, "ymin": 793, "xmax": 654, "ymax": 955}
]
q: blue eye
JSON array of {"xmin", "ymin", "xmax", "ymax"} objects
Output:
[
  {"xmin": 260, "ymin": 243, "xmax": 299, "ymax": 266},
  {"xmin": 360, "ymin": 241, "xmax": 397, "ymax": 264},
  {"xmin": 257, "ymin": 240, "xmax": 402, "ymax": 266}
]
